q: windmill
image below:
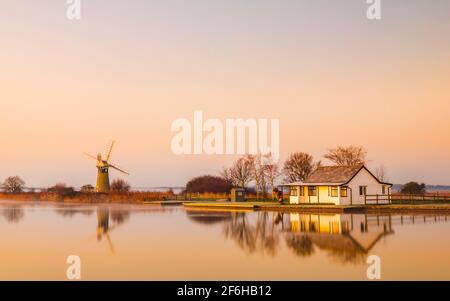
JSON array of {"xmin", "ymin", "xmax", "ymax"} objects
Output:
[{"xmin": 84, "ymin": 141, "xmax": 129, "ymax": 193}]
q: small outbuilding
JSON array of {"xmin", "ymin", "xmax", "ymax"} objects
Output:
[{"xmin": 230, "ymin": 187, "xmax": 246, "ymax": 202}]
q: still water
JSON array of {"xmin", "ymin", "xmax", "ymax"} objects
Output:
[{"xmin": 0, "ymin": 201, "xmax": 449, "ymax": 280}]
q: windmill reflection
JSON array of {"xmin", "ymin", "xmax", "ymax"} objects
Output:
[{"xmin": 94, "ymin": 206, "xmax": 130, "ymax": 255}]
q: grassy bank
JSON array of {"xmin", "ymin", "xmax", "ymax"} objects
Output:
[
  {"xmin": 0, "ymin": 191, "xmax": 237, "ymax": 203},
  {"xmin": 0, "ymin": 191, "xmax": 172, "ymax": 203}
]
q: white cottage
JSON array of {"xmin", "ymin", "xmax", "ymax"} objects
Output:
[{"xmin": 286, "ymin": 165, "xmax": 392, "ymax": 205}]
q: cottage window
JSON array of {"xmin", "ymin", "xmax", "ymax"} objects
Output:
[
  {"xmin": 359, "ymin": 186, "xmax": 367, "ymax": 196},
  {"xmin": 290, "ymin": 187, "xmax": 298, "ymax": 196},
  {"xmin": 308, "ymin": 186, "xmax": 317, "ymax": 196},
  {"xmin": 330, "ymin": 186, "xmax": 339, "ymax": 197},
  {"xmin": 299, "ymin": 186, "xmax": 304, "ymax": 196},
  {"xmin": 341, "ymin": 186, "xmax": 348, "ymax": 197}
]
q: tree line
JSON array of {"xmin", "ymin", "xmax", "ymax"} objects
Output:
[
  {"xmin": 0, "ymin": 177, "xmax": 131, "ymax": 194},
  {"xmin": 185, "ymin": 145, "xmax": 372, "ymax": 199},
  {"xmin": 0, "ymin": 145, "xmax": 433, "ymax": 197}
]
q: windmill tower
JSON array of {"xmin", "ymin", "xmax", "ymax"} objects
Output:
[{"xmin": 84, "ymin": 141, "xmax": 129, "ymax": 193}]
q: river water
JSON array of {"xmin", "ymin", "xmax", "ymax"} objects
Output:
[{"xmin": 0, "ymin": 201, "xmax": 449, "ymax": 280}]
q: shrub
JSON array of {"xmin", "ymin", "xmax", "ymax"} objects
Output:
[
  {"xmin": 111, "ymin": 179, "xmax": 131, "ymax": 193},
  {"xmin": 401, "ymin": 182, "xmax": 426, "ymax": 195},
  {"xmin": 186, "ymin": 175, "xmax": 231, "ymax": 194}
]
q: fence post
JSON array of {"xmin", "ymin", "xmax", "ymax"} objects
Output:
[{"xmin": 376, "ymin": 194, "xmax": 379, "ymax": 205}]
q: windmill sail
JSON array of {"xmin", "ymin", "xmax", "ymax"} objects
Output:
[
  {"xmin": 106, "ymin": 141, "xmax": 115, "ymax": 162},
  {"xmin": 84, "ymin": 153, "xmax": 98, "ymax": 161},
  {"xmin": 109, "ymin": 163, "xmax": 129, "ymax": 175}
]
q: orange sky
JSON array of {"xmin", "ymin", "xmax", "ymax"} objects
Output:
[{"xmin": 0, "ymin": 1, "xmax": 449, "ymax": 187}]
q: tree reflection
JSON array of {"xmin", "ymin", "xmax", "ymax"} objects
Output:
[
  {"xmin": 2, "ymin": 206, "xmax": 25, "ymax": 223},
  {"xmin": 186, "ymin": 210, "xmax": 232, "ymax": 225},
  {"xmin": 111, "ymin": 209, "xmax": 130, "ymax": 225},
  {"xmin": 285, "ymin": 234, "xmax": 314, "ymax": 257},
  {"xmin": 54, "ymin": 207, "xmax": 95, "ymax": 217},
  {"xmin": 223, "ymin": 212, "xmax": 257, "ymax": 253},
  {"xmin": 223, "ymin": 212, "xmax": 280, "ymax": 256},
  {"xmin": 325, "ymin": 244, "xmax": 367, "ymax": 264}
]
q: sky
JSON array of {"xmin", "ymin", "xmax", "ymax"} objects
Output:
[{"xmin": 0, "ymin": 0, "xmax": 449, "ymax": 188}]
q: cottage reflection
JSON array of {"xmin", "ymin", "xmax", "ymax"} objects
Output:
[
  {"xmin": 287, "ymin": 213, "xmax": 394, "ymax": 263},
  {"xmin": 187, "ymin": 209, "xmax": 449, "ymax": 264}
]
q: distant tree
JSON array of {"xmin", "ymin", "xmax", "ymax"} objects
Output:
[
  {"xmin": 1, "ymin": 176, "xmax": 26, "ymax": 193},
  {"xmin": 324, "ymin": 145, "xmax": 366, "ymax": 166},
  {"xmin": 401, "ymin": 182, "xmax": 426, "ymax": 195},
  {"xmin": 283, "ymin": 152, "xmax": 320, "ymax": 183},
  {"xmin": 48, "ymin": 183, "xmax": 76, "ymax": 197},
  {"xmin": 80, "ymin": 184, "xmax": 95, "ymax": 193},
  {"xmin": 186, "ymin": 175, "xmax": 231, "ymax": 194},
  {"xmin": 111, "ymin": 179, "xmax": 131, "ymax": 193}
]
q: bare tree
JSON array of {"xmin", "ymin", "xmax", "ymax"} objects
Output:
[
  {"xmin": 251, "ymin": 154, "xmax": 268, "ymax": 200},
  {"xmin": 264, "ymin": 153, "xmax": 280, "ymax": 200},
  {"xmin": 220, "ymin": 167, "xmax": 236, "ymax": 187},
  {"xmin": 282, "ymin": 152, "xmax": 319, "ymax": 183},
  {"xmin": 324, "ymin": 145, "xmax": 366, "ymax": 166},
  {"xmin": 230, "ymin": 155, "xmax": 254, "ymax": 189},
  {"xmin": 111, "ymin": 179, "xmax": 131, "ymax": 193},
  {"xmin": 1, "ymin": 176, "xmax": 26, "ymax": 193},
  {"xmin": 260, "ymin": 164, "xmax": 268, "ymax": 199},
  {"xmin": 375, "ymin": 164, "xmax": 387, "ymax": 182}
]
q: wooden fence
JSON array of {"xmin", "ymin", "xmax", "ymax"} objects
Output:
[
  {"xmin": 391, "ymin": 193, "xmax": 450, "ymax": 202},
  {"xmin": 365, "ymin": 193, "xmax": 450, "ymax": 205},
  {"xmin": 364, "ymin": 194, "xmax": 392, "ymax": 205}
]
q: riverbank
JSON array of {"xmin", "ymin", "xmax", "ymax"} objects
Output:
[
  {"xmin": 183, "ymin": 201, "xmax": 450, "ymax": 214},
  {"xmin": 3, "ymin": 193, "xmax": 450, "ymax": 214}
]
